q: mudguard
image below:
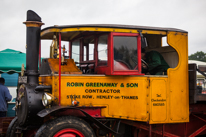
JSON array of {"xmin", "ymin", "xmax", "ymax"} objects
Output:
[{"xmin": 37, "ymin": 106, "xmax": 120, "ymax": 134}]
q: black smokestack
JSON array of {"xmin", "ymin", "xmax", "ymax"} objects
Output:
[{"xmin": 24, "ymin": 10, "xmax": 44, "ymax": 85}]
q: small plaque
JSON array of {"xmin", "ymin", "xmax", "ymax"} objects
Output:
[{"xmin": 18, "ymin": 76, "xmax": 27, "ymax": 84}]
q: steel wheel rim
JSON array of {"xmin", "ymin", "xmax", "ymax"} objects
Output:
[{"xmin": 54, "ymin": 128, "xmax": 85, "ymax": 137}]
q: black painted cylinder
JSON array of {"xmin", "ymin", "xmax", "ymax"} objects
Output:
[{"xmin": 25, "ymin": 10, "xmax": 43, "ymax": 85}]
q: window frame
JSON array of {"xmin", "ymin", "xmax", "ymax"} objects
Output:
[{"xmin": 108, "ymin": 32, "xmax": 143, "ymax": 75}]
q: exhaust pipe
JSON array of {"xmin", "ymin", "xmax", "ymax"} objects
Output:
[
  {"xmin": 16, "ymin": 10, "xmax": 45, "ymax": 126},
  {"xmin": 23, "ymin": 10, "xmax": 44, "ymax": 85}
]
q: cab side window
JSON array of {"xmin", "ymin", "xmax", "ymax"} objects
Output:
[
  {"xmin": 113, "ymin": 36, "xmax": 138, "ymax": 70},
  {"xmin": 98, "ymin": 35, "xmax": 108, "ymax": 66}
]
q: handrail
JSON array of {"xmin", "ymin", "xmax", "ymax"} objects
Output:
[{"xmin": 59, "ymin": 32, "xmax": 61, "ymax": 106}]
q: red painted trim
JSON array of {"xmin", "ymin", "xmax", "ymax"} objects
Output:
[
  {"xmin": 137, "ymin": 34, "xmax": 141, "ymax": 73},
  {"xmin": 121, "ymin": 120, "xmax": 179, "ymax": 137},
  {"xmin": 80, "ymin": 39, "xmax": 83, "ymax": 62},
  {"xmin": 112, "ymin": 32, "xmax": 139, "ymax": 36},
  {"xmin": 149, "ymin": 124, "xmax": 152, "ymax": 137},
  {"xmin": 86, "ymin": 45, "xmax": 89, "ymax": 61},
  {"xmin": 109, "ymin": 33, "xmax": 113, "ymax": 74},
  {"xmin": 39, "ymin": 41, "xmax": 41, "ymax": 68},
  {"xmin": 109, "ymin": 72, "xmax": 144, "ymax": 75},
  {"xmin": 189, "ymin": 124, "xmax": 206, "ymax": 137},
  {"xmin": 162, "ymin": 124, "xmax": 165, "ymax": 137},
  {"xmin": 133, "ymin": 128, "xmax": 138, "ymax": 137},
  {"xmin": 108, "ymin": 32, "xmax": 143, "ymax": 75},
  {"xmin": 94, "ymin": 36, "xmax": 98, "ymax": 67},
  {"xmin": 192, "ymin": 114, "xmax": 206, "ymax": 122},
  {"xmin": 59, "ymin": 32, "xmax": 61, "ymax": 106},
  {"xmin": 81, "ymin": 107, "xmax": 102, "ymax": 118},
  {"xmin": 184, "ymin": 123, "xmax": 187, "ymax": 137},
  {"xmin": 57, "ymin": 107, "xmax": 104, "ymax": 118},
  {"xmin": 54, "ymin": 129, "xmax": 84, "ymax": 137}
]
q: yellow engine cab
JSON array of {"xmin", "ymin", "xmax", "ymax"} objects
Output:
[{"xmin": 39, "ymin": 24, "xmax": 188, "ymax": 124}]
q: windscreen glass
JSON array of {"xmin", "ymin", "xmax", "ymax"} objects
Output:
[{"xmin": 113, "ymin": 36, "xmax": 138, "ymax": 70}]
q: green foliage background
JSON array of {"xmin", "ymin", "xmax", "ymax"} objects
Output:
[{"xmin": 189, "ymin": 51, "xmax": 206, "ymax": 62}]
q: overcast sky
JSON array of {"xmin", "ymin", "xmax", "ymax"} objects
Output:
[{"xmin": 0, "ymin": 0, "xmax": 206, "ymax": 57}]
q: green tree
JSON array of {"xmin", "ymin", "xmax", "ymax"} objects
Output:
[{"xmin": 189, "ymin": 51, "xmax": 206, "ymax": 62}]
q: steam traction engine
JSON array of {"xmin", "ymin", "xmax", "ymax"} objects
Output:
[{"xmin": 6, "ymin": 10, "xmax": 206, "ymax": 137}]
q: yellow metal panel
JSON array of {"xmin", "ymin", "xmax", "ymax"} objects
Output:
[
  {"xmin": 167, "ymin": 32, "xmax": 189, "ymax": 122},
  {"xmin": 39, "ymin": 76, "xmax": 52, "ymax": 86},
  {"xmin": 41, "ymin": 28, "xmax": 61, "ymax": 36},
  {"xmin": 41, "ymin": 27, "xmax": 166, "ymax": 37},
  {"xmin": 61, "ymin": 27, "xmax": 138, "ymax": 33},
  {"xmin": 47, "ymin": 58, "xmax": 82, "ymax": 74},
  {"xmin": 142, "ymin": 30, "xmax": 166, "ymax": 35},
  {"xmin": 53, "ymin": 76, "xmax": 59, "ymax": 104},
  {"xmin": 150, "ymin": 78, "xmax": 167, "ymax": 123},
  {"xmin": 59, "ymin": 75, "xmax": 149, "ymax": 122}
]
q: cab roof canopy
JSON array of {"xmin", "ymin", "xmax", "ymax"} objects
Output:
[{"xmin": 41, "ymin": 24, "xmax": 188, "ymax": 41}]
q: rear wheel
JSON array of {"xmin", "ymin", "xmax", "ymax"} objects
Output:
[{"xmin": 35, "ymin": 116, "xmax": 96, "ymax": 137}]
